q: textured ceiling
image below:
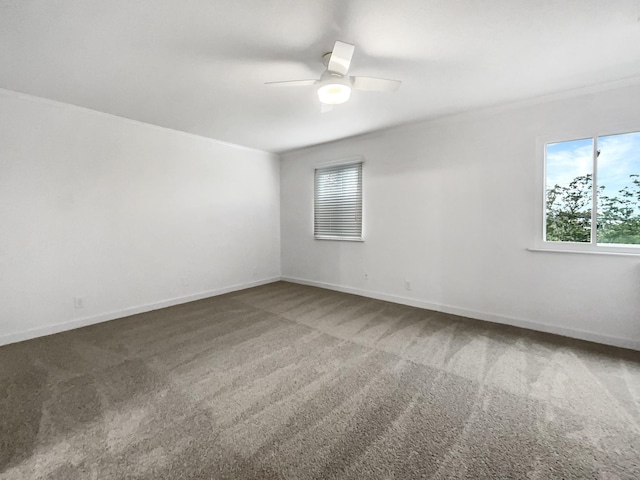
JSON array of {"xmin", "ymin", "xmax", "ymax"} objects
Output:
[{"xmin": 1, "ymin": 0, "xmax": 640, "ymax": 152}]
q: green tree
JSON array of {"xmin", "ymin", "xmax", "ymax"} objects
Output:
[
  {"xmin": 546, "ymin": 173, "xmax": 640, "ymax": 244},
  {"xmin": 546, "ymin": 174, "xmax": 593, "ymax": 242},
  {"xmin": 598, "ymin": 174, "xmax": 640, "ymax": 244}
]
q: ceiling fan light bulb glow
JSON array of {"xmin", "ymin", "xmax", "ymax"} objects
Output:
[{"xmin": 317, "ymin": 83, "xmax": 351, "ymax": 105}]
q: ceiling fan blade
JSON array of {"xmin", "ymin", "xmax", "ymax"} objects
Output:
[
  {"xmin": 327, "ymin": 41, "xmax": 355, "ymax": 76},
  {"xmin": 351, "ymin": 76, "xmax": 402, "ymax": 92},
  {"xmin": 321, "ymin": 103, "xmax": 334, "ymax": 113},
  {"xmin": 265, "ymin": 79, "xmax": 317, "ymax": 87}
]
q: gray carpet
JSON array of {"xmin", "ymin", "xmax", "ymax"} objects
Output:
[{"xmin": 1, "ymin": 281, "xmax": 639, "ymax": 479}]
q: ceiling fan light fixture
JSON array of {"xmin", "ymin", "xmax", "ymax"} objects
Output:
[{"xmin": 317, "ymin": 83, "xmax": 351, "ymax": 105}]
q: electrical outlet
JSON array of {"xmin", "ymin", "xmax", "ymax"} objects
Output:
[
  {"xmin": 404, "ymin": 279, "xmax": 412, "ymax": 291},
  {"xmin": 364, "ymin": 272, "xmax": 368, "ymax": 280},
  {"xmin": 74, "ymin": 297, "xmax": 84, "ymax": 309}
]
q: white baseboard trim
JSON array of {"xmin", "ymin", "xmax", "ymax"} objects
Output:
[
  {"xmin": 0, "ymin": 277, "xmax": 281, "ymax": 347},
  {"xmin": 281, "ymin": 276, "xmax": 640, "ymax": 352}
]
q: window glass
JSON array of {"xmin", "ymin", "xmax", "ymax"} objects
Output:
[
  {"xmin": 597, "ymin": 132, "xmax": 640, "ymax": 245},
  {"xmin": 545, "ymin": 138, "xmax": 594, "ymax": 243}
]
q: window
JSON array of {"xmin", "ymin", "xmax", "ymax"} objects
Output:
[
  {"xmin": 545, "ymin": 131, "xmax": 640, "ymax": 249},
  {"xmin": 314, "ymin": 161, "xmax": 363, "ymax": 241}
]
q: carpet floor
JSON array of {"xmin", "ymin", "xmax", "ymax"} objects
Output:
[{"xmin": 1, "ymin": 281, "xmax": 639, "ymax": 479}]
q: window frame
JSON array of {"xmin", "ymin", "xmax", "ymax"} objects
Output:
[
  {"xmin": 313, "ymin": 157, "xmax": 364, "ymax": 242},
  {"xmin": 534, "ymin": 127, "xmax": 640, "ymax": 256}
]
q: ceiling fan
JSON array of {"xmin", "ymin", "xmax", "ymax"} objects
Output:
[{"xmin": 265, "ymin": 40, "xmax": 401, "ymax": 111}]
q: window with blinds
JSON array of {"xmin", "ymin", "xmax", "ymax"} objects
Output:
[{"xmin": 314, "ymin": 162, "xmax": 363, "ymax": 240}]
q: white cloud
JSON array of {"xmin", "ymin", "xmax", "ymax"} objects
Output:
[
  {"xmin": 546, "ymin": 133, "xmax": 640, "ymax": 206},
  {"xmin": 546, "ymin": 139, "xmax": 593, "ymax": 188},
  {"xmin": 597, "ymin": 132, "xmax": 640, "ymax": 197}
]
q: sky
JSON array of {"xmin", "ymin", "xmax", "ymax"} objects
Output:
[{"xmin": 546, "ymin": 131, "xmax": 640, "ymax": 210}]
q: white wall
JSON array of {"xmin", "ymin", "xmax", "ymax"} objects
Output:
[
  {"xmin": 0, "ymin": 89, "xmax": 281, "ymax": 346},
  {"xmin": 281, "ymin": 83, "xmax": 640, "ymax": 350}
]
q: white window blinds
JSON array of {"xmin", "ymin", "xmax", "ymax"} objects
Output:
[{"xmin": 314, "ymin": 162, "xmax": 363, "ymax": 240}]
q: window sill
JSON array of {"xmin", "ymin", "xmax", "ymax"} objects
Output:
[
  {"xmin": 315, "ymin": 236, "xmax": 364, "ymax": 242},
  {"xmin": 527, "ymin": 247, "xmax": 640, "ymax": 257}
]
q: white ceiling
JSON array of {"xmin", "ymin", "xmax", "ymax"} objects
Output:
[{"xmin": 2, "ymin": 0, "xmax": 640, "ymax": 153}]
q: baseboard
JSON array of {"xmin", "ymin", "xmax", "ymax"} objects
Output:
[
  {"xmin": 281, "ymin": 276, "xmax": 640, "ymax": 352},
  {"xmin": 0, "ymin": 276, "xmax": 281, "ymax": 347},
  {"xmin": 6, "ymin": 276, "xmax": 637, "ymax": 352}
]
